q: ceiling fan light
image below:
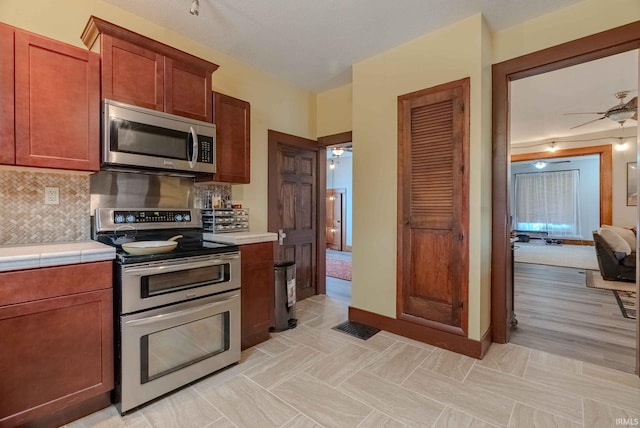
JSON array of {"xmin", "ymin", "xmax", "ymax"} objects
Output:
[
  {"xmin": 534, "ymin": 161, "xmax": 547, "ymax": 169},
  {"xmin": 331, "ymin": 147, "xmax": 345, "ymax": 157},
  {"xmin": 608, "ymin": 109, "xmax": 635, "ymax": 124}
]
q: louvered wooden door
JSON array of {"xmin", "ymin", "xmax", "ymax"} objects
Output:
[{"xmin": 397, "ymin": 78, "xmax": 469, "ymax": 335}]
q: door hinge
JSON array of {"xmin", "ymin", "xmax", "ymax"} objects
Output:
[
  {"xmin": 457, "ymin": 301, "xmax": 464, "ymax": 309},
  {"xmin": 458, "ymin": 233, "xmax": 464, "ymax": 242},
  {"xmin": 460, "ymin": 164, "xmax": 464, "ymax": 173},
  {"xmin": 458, "ymin": 102, "xmax": 465, "ymax": 114}
]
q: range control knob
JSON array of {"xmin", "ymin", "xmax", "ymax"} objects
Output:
[
  {"xmin": 126, "ymin": 215, "xmax": 135, "ymax": 223},
  {"xmin": 175, "ymin": 214, "xmax": 183, "ymax": 222},
  {"xmin": 115, "ymin": 214, "xmax": 125, "ymax": 223},
  {"xmin": 184, "ymin": 214, "xmax": 191, "ymax": 222}
]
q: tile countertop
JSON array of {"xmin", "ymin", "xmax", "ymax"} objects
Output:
[
  {"xmin": 202, "ymin": 231, "xmax": 278, "ymax": 245},
  {"xmin": 0, "ymin": 241, "xmax": 116, "ymax": 272}
]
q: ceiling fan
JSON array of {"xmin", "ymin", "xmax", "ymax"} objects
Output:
[{"xmin": 564, "ymin": 91, "xmax": 638, "ymax": 129}]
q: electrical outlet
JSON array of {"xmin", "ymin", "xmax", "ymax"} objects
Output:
[{"xmin": 44, "ymin": 187, "xmax": 59, "ymax": 205}]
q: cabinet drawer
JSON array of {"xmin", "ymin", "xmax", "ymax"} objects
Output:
[{"xmin": 0, "ymin": 261, "xmax": 112, "ymax": 307}]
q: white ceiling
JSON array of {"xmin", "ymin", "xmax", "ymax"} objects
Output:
[
  {"xmin": 510, "ymin": 50, "xmax": 638, "ymax": 145},
  {"xmin": 101, "ymin": 0, "xmax": 585, "ymax": 91}
]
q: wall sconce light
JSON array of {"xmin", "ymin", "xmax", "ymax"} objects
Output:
[
  {"xmin": 329, "ymin": 159, "xmax": 335, "ymax": 169},
  {"xmin": 329, "ymin": 196, "xmax": 335, "ymax": 201},
  {"xmin": 190, "ymin": 0, "xmax": 199, "ymax": 16}
]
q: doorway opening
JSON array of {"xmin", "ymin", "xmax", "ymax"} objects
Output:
[
  {"xmin": 492, "ymin": 23, "xmax": 640, "ymax": 375},
  {"xmin": 318, "ymin": 133, "xmax": 353, "ymax": 304}
]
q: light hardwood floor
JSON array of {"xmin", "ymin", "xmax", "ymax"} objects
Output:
[
  {"xmin": 69, "ymin": 294, "xmax": 640, "ymax": 428},
  {"xmin": 511, "ymin": 262, "xmax": 637, "ymax": 374}
]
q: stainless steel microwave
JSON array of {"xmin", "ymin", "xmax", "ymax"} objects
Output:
[{"xmin": 103, "ymin": 99, "xmax": 216, "ymax": 176}]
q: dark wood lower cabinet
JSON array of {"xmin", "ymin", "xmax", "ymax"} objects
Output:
[
  {"xmin": 0, "ymin": 262, "xmax": 113, "ymax": 427},
  {"xmin": 240, "ymin": 242, "xmax": 275, "ymax": 350}
]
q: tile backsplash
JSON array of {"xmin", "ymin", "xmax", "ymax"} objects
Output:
[{"xmin": 0, "ymin": 170, "xmax": 90, "ymax": 245}]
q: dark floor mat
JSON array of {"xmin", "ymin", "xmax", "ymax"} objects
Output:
[{"xmin": 332, "ymin": 321, "xmax": 380, "ymax": 340}]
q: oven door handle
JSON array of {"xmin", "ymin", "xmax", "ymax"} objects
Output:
[
  {"xmin": 124, "ymin": 293, "xmax": 240, "ymax": 326},
  {"xmin": 124, "ymin": 257, "xmax": 238, "ymax": 275}
]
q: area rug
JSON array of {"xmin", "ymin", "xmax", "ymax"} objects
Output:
[
  {"xmin": 326, "ymin": 256, "xmax": 352, "ymax": 281},
  {"xmin": 613, "ymin": 290, "xmax": 637, "ymax": 319},
  {"xmin": 514, "ymin": 241, "xmax": 599, "ymax": 270},
  {"xmin": 585, "ymin": 270, "xmax": 636, "ymax": 292}
]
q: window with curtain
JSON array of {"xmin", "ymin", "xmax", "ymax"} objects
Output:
[{"xmin": 513, "ymin": 169, "xmax": 582, "ymax": 238}]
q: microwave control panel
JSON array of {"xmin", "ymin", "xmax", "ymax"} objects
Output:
[{"xmin": 197, "ymin": 136, "xmax": 214, "ymax": 164}]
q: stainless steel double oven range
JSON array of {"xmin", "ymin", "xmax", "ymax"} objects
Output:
[{"xmin": 94, "ymin": 208, "xmax": 240, "ymax": 414}]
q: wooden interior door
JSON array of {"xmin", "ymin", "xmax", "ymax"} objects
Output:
[
  {"xmin": 326, "ymin": 189, "xmax": 344, "ymax": 251},
  {"xmin": 268, "ymin": 131, "xmax": 321, "ymax": 301},
  {"xmin": 397, "ymin": 78, "xmax": 470, "ymax": 335}
]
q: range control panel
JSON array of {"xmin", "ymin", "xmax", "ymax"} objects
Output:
[{"xmin": 114, "ymin": 210, "xmax": 193, "ymax": 224}]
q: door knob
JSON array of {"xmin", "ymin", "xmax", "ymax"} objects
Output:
[{"xmin": 278, "ymin": 229, "xmax": 287, "ymax": 245}]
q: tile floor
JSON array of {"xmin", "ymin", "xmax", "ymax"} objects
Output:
[{"xmin": 69, "ymin": 294, "xmax": 640, "ymax": 428}]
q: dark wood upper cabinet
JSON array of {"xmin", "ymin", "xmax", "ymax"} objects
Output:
[
  {"xmin": 0, "ymin": 23, "xmax": 15, "ymax": 165},
  {"xmin": 0, "ymin": 23, "xmax": 100, "ymax": 171},
  {"xmin": 397, "ymin": 78, "xmax": 470, "ymax": 337},
  {"xmin": 100, "ymin": 35, "xmax": 164, "ymax": 111},
  {"xmin": 82, "ymin": 16, "xmax": 218, "ymax": 123},
  {"xmin": 212, "ymin": 92, "xmax": 251, "ymax": 183}
]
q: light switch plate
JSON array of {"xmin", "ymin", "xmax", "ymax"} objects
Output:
[{"xmin": 44, "ymin": 187, "xmax": 59, "ymax": 205}]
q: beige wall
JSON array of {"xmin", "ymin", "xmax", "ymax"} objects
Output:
[
  {"xmin": 0, "ymin": 0, "xmax": 317, "ymax": 233},
  {"xmin": 492, "ymin": 0, "xmax": 640, "ymax": 64},
  {"xmin": 346, "ymin": 0, "xmax": 640, "ymax": 342},
  {"xmin": 351, "ymin": 14, "xmax": 491, "ymax": 340},
  {"xmin": 316, "ymin": 84, "xmax": 353, "ymax": 137}
]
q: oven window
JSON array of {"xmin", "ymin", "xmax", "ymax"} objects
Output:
[
  {"xmin": 141, "ymin": 312, "xmax": 230, "ymax": 383},
  {"xmin": 142, "ymin": 264, "xmax": 229, "ymax": 297}
]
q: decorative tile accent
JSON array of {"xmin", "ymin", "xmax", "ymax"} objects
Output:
[
  {"xmin": 194, "ymin": 183, "xmax": 232, "ymax": 208},
  {"xmin": 0, "ymin": 170, "xmax": 90, "ymax": 244}
]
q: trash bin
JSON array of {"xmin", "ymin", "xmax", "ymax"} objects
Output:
[{"xmin": 272, "ymin": 261, "xmax": 297, "ymax": 331}]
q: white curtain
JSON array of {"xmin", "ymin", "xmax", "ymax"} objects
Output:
[{"xmin": 513, "ymin": 170, "xmax": 582, "ymax": 238}]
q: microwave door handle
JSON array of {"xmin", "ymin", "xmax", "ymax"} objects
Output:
[{"xmin": 189, "ymin": 126, "xmax": 198, "ymax": 169}]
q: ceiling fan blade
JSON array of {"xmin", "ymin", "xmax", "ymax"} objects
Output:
[
  {"xmin": 549, "ymin": 160, "xmax": 571, "ymax": 164},
  {"xmin": 625, "ymin": 96, "xmax": 637, "ymax": 109},
  {"xmin": 569, "ymin": 116, "xmax": 606, "ymax": 129},
  {"xmin": 633, "ymin": 112, "xmax": 638, "ymax": 121},
  {"xmin": 563, "ymin": 112, "xmax": 607, "ymax": 115}
]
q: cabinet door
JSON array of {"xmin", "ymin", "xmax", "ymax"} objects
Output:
[
  {"xmin": 14, "ymin": 30, "xmax": 100, "ymax": 171},
  {"xmin": 240, "ymin": 242, "xmax": 274, "ymax": 349},
  {"xmin": 165, "ymin": 57, "xmax": 212, "ymax": 122},
  {"xmin": 0, "ymin": 23, "xmax": 15, "ymax": 165},
  {"xmin": 102, "ymin": 34, "xmax": 164, "ymax": 111},
  {"xmin": 0, "ymin": 289, "xmax": 113, "ymax": 427},
  {"xmin": 213, "ymin": 92, "xmax": 251, "ymax": 183}
]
